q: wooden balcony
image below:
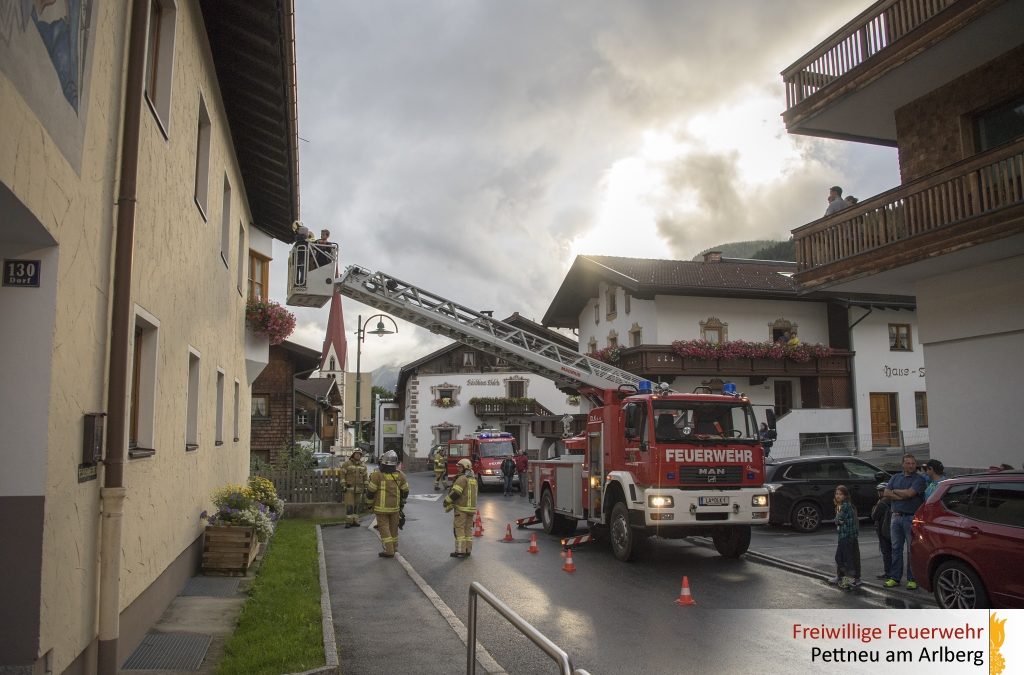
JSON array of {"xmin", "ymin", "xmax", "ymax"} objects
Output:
[
  {"xmin": 530, "ymin": 414, "xmax": 587, "ymax": 439},
  {"xmin": 471, "ymin": 399, "xmax": 554, "ymax": 418},
  {"xmin": 615, "ymin": 346, "xmax": 852, "ymax": 379},
  {"xmin": 793, "ymin": 140, "xmax": 1024, "ymax": 290}
]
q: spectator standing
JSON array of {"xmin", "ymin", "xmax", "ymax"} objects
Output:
[
  {"xmin": 825, "ymin": 186, "xmax": 849, "ymax": 216},
  {"xmin": 758, "ymin": 423, "xmax": 776, "ymax": 458},
  {"xmin": 883, "ymin": 453, "xmax": 927, "ymax": 589},
  {"xmin": 923, "ymin": 459, "xmax": 946, "ymax": 500},
  {"xmin": 516, "ymin": 450, "xmax": 529, "ymax": 496},
  {"xmin": 500, "ymin": 455, "xmax": 517, "ymax": 496},
  {"xmin": 870, "ymin": 483, "xmax": 893, "ymax": 579},
  {"xmin": 832, "ymin": 486, "xmax": 860, "ymax": 590}
]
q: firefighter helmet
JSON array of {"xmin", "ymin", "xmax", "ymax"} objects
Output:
[
  {"xmin": 350, "ymin": 449, "xmax": 362, "ymax": 460},
  {"xmin": 381, "ymin": 450, "xmax": 399, "ymax": 466},
  {"xmin": 457, "ymin": 458, "xmax": 473, "ymax": 472}
]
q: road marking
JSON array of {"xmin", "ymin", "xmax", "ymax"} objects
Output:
[{"xmin": 408, "ymin": 493, "xmax": 443, "ymax": 502}]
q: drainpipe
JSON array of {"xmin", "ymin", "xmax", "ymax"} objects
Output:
[
  {"xmin": 847, "ymin": 307, "xmax": 873, "ymax": 455},
  {"xmin": 98, "ymin": 0, "xmax": 148, "ymax": 671}
]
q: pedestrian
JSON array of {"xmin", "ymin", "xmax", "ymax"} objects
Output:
[
  {"xmin": 516, "ymin": 449, "xmax": 528, "ymax": 496},
  {"xmin": 444, "ymin": 458, "xmax": 478, "ymax": 558},
  {"xmin": 870, "ymin": 482, "xmax": 893, "ymax": 579},
  {"xmin": 432, "ymin": 445, "xmax": 447, "ymax": 491},
  {"xmin": 341, "ymin": 449, "xmax": 367, "ymax": 528},
  {"xmin": 364, "ymin": 450, "xmax": 409, "ymax": 558},
  {"xmin": 825, "ymin": 185, "xmax": 849, "ymax": 216},
  {"xmin": 500, "ymin": 455, "xmax": 516, "ymax": 496},
  {"xmin": 831, "ymin": 485, "xmax": 860, "ymax": 590},
  {"xmin": 758, "ymin": 422, "xmax": 776, "ymax": 458},
  {"xmin": 922, "ymin": 459, "xmax": 946, "ymax": 499},
  {"xmin": 882, "ymin": 453, "xmax": 927, "ymax": 589}
]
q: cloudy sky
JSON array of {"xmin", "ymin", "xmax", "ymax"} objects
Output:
[{"xmin": 270, "ymin": 0, "xmax": 901, "ymax": 376}]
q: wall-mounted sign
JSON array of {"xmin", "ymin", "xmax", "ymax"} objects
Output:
[
  {"xmin": 383, "ymin": 423, "xmax": 398, "ymax": 434},
  {"xmin": 883, "ymin": 365, "xmax": 926, "ymax": 378},
  {"xmin": 3, "ymin": 259, "xmax": 41, "ymax": 287},
  {"xmin": 466, "ymin": 378, "xmax": 500, "ymax": 386}
]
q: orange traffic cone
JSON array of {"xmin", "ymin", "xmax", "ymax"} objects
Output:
[
  {"xmin": 503, "ymin": 524, "xmax": 514, "ymax": 542},
  {"xmin": 474, "ymin": 511, "xmax": 483, "ymax": 534},
  {"xmin": 562, "ymin": 549, "xmax": 576, "ymax": 573},
  {"xmin": 527, "ymin": 533, "xmax": 539, "ymax": 554},
  {"xmin": 674, "ymin": 576, "xmax": 696, "ymax": 606},
  {"xmin": 473, "ymin": 519, "xmax": 483, "ymax": 537}
]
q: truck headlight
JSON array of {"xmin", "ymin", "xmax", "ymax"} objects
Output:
[
  {"xmin": 648, "ymin": 495, "xmax": 674, "ymax": 508},
  {"xmin": 751, "ymin": 494, "xmax": 769, "ymax": 507}
]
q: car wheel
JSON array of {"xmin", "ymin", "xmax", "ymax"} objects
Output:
[
  {"xmin": 609, "ymin": 501, "xmax": 637, "ymax": 562},
  {"xmin": 791, "ymin": 501, "xmax": 822, "ymax": 533},
  {"xmin": 933, "ymin": 560, "xmax": 989, "ymax": 609}
]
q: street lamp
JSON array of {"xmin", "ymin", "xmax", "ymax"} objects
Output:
[{"xmin": 354, "ymin": 314, "xmax": 397, "ymax": 445}]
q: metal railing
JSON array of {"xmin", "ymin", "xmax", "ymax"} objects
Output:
[
  {"xmin": 467, "ymin": 582, "xmax": 590, "ymax": 675},
  {"xmin": 768, "ymin": 429, "xmax": 930, "ymax": 460}
]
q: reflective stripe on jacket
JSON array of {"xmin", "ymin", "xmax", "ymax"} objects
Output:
[
  {"xmin": 366, "ymin": 470, "xmax": 409, "ymax": 513},
  {"xmin": 449, "ymin": 474, "xmax": 478, "ymax": 513},
  {"xmin": 342, "ymin": 461, "xmax": 367, "ymax": 489}
]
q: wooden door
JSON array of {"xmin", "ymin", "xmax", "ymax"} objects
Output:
[{"xmin": 870, "ymin": 393, "xmax": 899, "ymax": 447}]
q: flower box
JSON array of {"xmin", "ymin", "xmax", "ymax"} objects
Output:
[{"xmin": 202, "ymin": 525, "xmax": 258, "ymax": 575}]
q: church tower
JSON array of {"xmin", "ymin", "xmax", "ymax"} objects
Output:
[{"xmin": 318, "ymin": 290, "xmax": 348, "ymax": 381}]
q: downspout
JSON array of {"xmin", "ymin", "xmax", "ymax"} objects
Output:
[
  {"xmin": 98, "ymin": 0, "xmax": 148, "ymax": 671},
  {"xmin": 847, "ymin": 306, "xmax": 873, "ymax": 455}
]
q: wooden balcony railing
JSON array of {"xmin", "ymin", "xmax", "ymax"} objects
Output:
[
  {"xmin": 615, "ymin": 345, "xmax": 852, "ymax": 378},
  {"xmin": 782, "ymin": 0, "xmax": 956, "ymax": 110},
  {"xmin": 471, "ymin": 399, "xmax": 554, "ymax": 417},
  {"xmin": 530, "ymin": 414, "xmax": 587, "ymax": 439},
  {"xmin": 794, "ymin": 140, "xmax": 1024, "ymax": 273}
]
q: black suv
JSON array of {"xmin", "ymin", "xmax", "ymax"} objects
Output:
[{"xmin": 764, "ymin": 456, "xmax": 890, "ymax": 532}]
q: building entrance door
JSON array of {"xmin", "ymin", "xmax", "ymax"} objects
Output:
[
  {"xmin": 774, "ymin": 381, "xmax": 793, "ymax": 416},
  {"xmin": 870, "ymin": 393, "xmax": 899, "ymax": 447}
]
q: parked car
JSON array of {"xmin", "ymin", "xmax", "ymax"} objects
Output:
[
  {"xmin": 911, "ymin": 470, "xmax": 1024, "ymax": 608},
  {"xmin": 312, "ymin": 452, "xmax": 339, "ymax": 474},
  {"xmin": 764, "ymin": 456, "xmax": 890, "ymax": 532}
]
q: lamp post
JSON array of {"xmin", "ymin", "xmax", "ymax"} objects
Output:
[{"xmin": 354, "ymin": 314, "xmax": 398, "ymax": 446}]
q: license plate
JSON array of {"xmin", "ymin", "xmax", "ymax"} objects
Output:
[{"xmin": 699, "ymin": 496, "xmax": 729, "ymax": 506}]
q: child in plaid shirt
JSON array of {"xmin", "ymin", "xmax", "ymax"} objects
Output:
[{"xmin": 833, "ymin": 485, "xmax": 860, "ymax": 590}]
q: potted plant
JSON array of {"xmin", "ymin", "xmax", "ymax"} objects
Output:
[
  {"xmin": 245, "ymin": 298, "xmax": 297, "ymax": 346},
  {"xmin": 201, "ymin": 479, "xmax": 281, "ymax": 573}
]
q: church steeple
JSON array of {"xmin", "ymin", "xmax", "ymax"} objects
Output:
[{"xmin": 319, "ymin": 290, "xmax": 347, "ymax": 379}]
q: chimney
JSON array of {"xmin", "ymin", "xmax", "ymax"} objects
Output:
[{"xmin": 703, "ymin": 251, "xmax": 722, "ymax": 263}]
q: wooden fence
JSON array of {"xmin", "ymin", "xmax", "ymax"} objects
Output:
[{"xmin": 254, "ymin": 469, "xmax": 342, "ymax": 504}]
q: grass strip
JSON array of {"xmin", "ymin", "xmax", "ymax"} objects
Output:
[{"xmin": 216, "ymin": 518, "xmax": 325, "ymax": 675}]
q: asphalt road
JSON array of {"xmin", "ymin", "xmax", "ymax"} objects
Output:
[{"xmin": 334, "ymin": 471, "xmax": 919, "ymax": 674}]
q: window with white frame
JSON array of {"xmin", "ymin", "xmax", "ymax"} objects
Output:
[
  {"xmin": 507, "ymin": 379, "xmax": 526, "ymax": 398},
  {"xmin": 606, "ymin": 287, "xmax": 617, "ymax": 319},
  {"xmin": 462, "ymin": 352, "xmax": 475, "ymax": 368},
  {"xmin": 700, "ymin": 317, "xmax": 727, "ymax": 344},
  {"xmin": 296, "ymin": 410, "xmax": 309, "ymax": 425},
  {"xmin": 233, "ymin": 380, "xmax": 240, "ymax": 441},
  {"xmin": 235, "ymin": 222, "xmax": 245, "ymax": 294},
  {"xmin": 194, "ymin": 95, "xmax": 211, "ymax": 216},
  {"xmin": 215, "ymin": 369, "xmax": 225, "ymax": 445},
  {"xmin": 588, "ymin": 337, "xmax": 598, "ymax": 354},
  {"xmin": 607, "ymin": 331, "xmax": 618, "ymax": 349},
  {"xmin": 624, "ymin": 292, "xmax": 631, "ymax": 315},
  {"xmin": 889, "ymin": 324, "xmax": 912, "ymax": 351},
  {"xmin": 185, "ymin": 347, "xmax": 200, "ymax": 451},
  {"xmin": 145, "ymin": 0, "xmax": 177, "ymax": 134},
  {"xmin": 915, "ymin": 392, "xmax": 928, "ymax": 428},
  {"xmin": 251, "ymin": 394, "xmax": 270, "ymax": 419},
  {"xmin": 629, "ymin": 324, "xmax": 642, "ymax": 347},
  {"xmin": 129, "ymin": 309, "xmax": 160, "ymax": 457}
]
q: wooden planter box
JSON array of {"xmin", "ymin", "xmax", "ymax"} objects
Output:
[{"xmin": 202, "ymin": 525, "xmax": 258, "ymax": 575}]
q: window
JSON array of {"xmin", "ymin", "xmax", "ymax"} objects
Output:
[
  {"xmin": 607, "ymin": 333, "xmax": 618, "ymax": 349},
  {"xmin": 220, "ymin": 177, "xmax": 231, "ymax": 267},
  {"xmin": 700, "ymin": 317, "xmax": 727, "ymax": 344},
  {"xmin": 507, "ymin": 380, "xmax": 526, "ymax": 398},
  {"xmin": 941, "ymin": 483, "xmax": 978, "ymax": 517},
  {"xmin": 144, "ymin": 0, "xmax": 177, "ymax": 133},
  {"xmin": 384, "ymin": 407, "xmax": 401, "ymax": 421},
  {"xmin": 194, "ymin": 96, "xmax": 211, "ymax": 216},
  {"xmin": 977, "ymin": 482, "xmax": 1024, "ymax": 527},
  {"xmin": 606, "ymin": 287, "xmax": 617, "ymax": 319},
  {"xmin": 462, "ymin": 352, "xmax": 475, "ymax": 368},
  {"xmin": 629, "ymin": 324, "xmax": 642, "ymax": 347},
  {"xmin": 248, "ymin": 251, "xmax": 269, "ymax": 300},
  {"xmin": 842, "ymin": 460, "xmax": 878, "ymax": 479},
  {"xmin": 770, "ymin": 318, "xmax": 796, "ymax": 342},
  {"xmin": 975, "ymin": 95, "xmax": 1024, "ymax": 152},
  {"xmin": 251, "ymin": 394, "xmax": 270, "ymax": 419},
  {"xmin": 624, "ymin": 293, "xmax": 631, "ymax": 315},
  {"xmin": 296, "ymin": 410, "xmax": 309, "ymax": 425},
  {"xmin": 235, "ymin": 223, "xmax": 245, "ymax": 294},
  {"xmin": 437, "ymin": 428, "xmax": 454, "ymax": 444},
  {"xmin": 233, "ymin": 380, "xmax": 240, "ymax": 442},
  {"xmin": 438, "ymin": 388, "xmax": 454, "ymax": 401},
  {"xmin": 185, "ymin": 348, "xmax": 200, "ymax": 451},
  {"xmin": 915, "ymin": 392, "xmax": 928, "ymax": 428},
  {"xmin": 128, "ymin": 309, "xmax": 160, "ymax": 457},
  {"xmin": 588, "ymin": 338, "xmax": 598, "ymax": 354},
  {"xmin": 215, "ymin": 369, "xmax": 225, "ymax": 445},
  {"xmin": 889, "ymin": 324, "xmax": 911, "ymax": 351},
  {"xmin": 594, "ymin": 304, "xmax": 599, "ymax": 325}
]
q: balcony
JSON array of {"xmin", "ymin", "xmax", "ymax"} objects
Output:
[
  {"xmin": 793, "ymin": 140, "xmax": 1024, "ymax": 292},
  {"xmin": 614, "ymin": 345, "xmax": 852, "ymax": 379},
  {"xmin": 530, "ymin": 414, "xmax": 587, "ymax": 440},
  {"xmin": 781, "ymin": 0, "xmax": 1021, "ymax": 143},
  {"xmin": 469, "ymin": 398, "xmax": 555, "ymax": 418}
]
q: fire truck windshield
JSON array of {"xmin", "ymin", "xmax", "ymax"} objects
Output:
[
  {"xmin": 477, "ymin": 440, "xmax": 515, "ymax": 458},
  {"xmin": 652, "ymin": 401, "xmax": 758, "ymax": 443}
]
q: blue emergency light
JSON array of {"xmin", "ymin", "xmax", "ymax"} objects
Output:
[
  {"xmin": 722, "ymin": 382, "xmax": 737, "ymax": 395},
  {"xmin": 638, "ymin": 380, "xmax": 653, "ymax": 394}
]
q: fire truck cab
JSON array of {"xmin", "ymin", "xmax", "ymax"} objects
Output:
[{"xmin": 446, "ymin": 430, "xmax": 525, "ymax": 488}]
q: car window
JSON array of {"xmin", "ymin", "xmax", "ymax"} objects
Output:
[
  {"xmin": 941, "ymin": 482, "xmax": 978, "ymax": 516},
  {"xmin": 843, "ymin": 460, "xmax": 878, "ymax": 479},
  {"xmin": 974, "ymin": 482, "xmax": 1024, "ymax": 528},
  {"xmin": 784, "ymin": 461, "xmax": 828, "ymax": 480}
]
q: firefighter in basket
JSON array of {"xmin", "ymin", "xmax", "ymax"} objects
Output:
[
  {"xmin": 341, "ymin": 449, "xmax": 368, "ymax": 528},
  {"xmin": 365, "ymin": 450, "xmax": 409, "ymax": 558},
  {"xmin": 444, "ymin": 458, "xmax": 478, "ymax": 559},
  {"xmin": 432, "ymin": 444, "xmax": 447, "ymax": 491}
]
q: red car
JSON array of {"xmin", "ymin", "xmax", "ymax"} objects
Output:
[{"xmin": 911, "ymin": 470, "xmax": 1024, "ymax": 608}]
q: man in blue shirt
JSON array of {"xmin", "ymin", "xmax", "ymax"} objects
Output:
[{"xmin": 883, "ymin": 454, "xmax": 927, "ymax": 590}]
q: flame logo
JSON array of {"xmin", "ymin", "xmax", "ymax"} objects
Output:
[{"xmin": 991, "ymin": 613, "xmax": 1006, "ymax": 675}]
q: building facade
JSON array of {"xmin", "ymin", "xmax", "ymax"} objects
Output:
[
  {"xmin": 543, "ymin": 254, "xmax": 925, "ymax": 456},
  {"xmin": 782, "ymin": 0, "xmax": 1024, "ymax": 469},
  {"xmin": 250, "ymin": 341, "xmax": 322, "ymax": 465},
  {"xmin": 0, "ymin": 1, "xmax": 300, "ymax": 671}
]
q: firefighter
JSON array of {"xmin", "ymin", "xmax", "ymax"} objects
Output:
[
  {"xmin": 341, "ymin": 449, "xmax": 367, "ymax": 528},
  {"xmin": 364, "ymin": 450, "xmax": 409, "ymax": 558},
  {"xmin": 444, "ymin": 458, "xmax": 478, "ymax": 558},
  {"xmin": 432, "ymin": 445, "xmax": 447, "ymax": 491}
]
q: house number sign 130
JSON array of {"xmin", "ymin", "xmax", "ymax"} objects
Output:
[{"xmin": 3, "ymin": 259, "xmax": 41, "ymax": 287}]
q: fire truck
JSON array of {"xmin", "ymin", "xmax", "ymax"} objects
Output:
[
  {"xmin": 445, "ymin": 429, "xmax": 527, "ymax": 488},
  {"xmin": 315, "ymin": 264, "xmax": 773, "ymax": 562}
]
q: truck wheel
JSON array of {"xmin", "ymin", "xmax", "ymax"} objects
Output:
[
  {"xmin": 540, "ymin": 489, "xmax": 557, "ymax": 536},
  {"xmin": 712, "ymin": 526, "xmax": 751, "ymax": 558},
  {"xmin": 609, "ymin": 502, "xmax": 637, "ymax": 562}
]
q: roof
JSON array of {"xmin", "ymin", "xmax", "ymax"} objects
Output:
[
  {"xmin": 199, "ymin": 0, "xmax": 299, "ymax": 241},
  {"xmin": 294, "ymin": 377, "xmax": 339, "ymax": 402},
  {"xmin": 543, "ymin": 255, "xmax": 800, "ymax": 327},
  {"xmin": 320, "ymin": 292, "xmax": 348, "ymax": 370},
  {"xmin": 277, "ymin": 339, "xmax": 321, "ymax": 373}
]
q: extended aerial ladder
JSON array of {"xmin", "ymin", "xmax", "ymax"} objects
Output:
[{"xmin": 332, "ymin": 265, "xmax": 643, "ymax": 404}]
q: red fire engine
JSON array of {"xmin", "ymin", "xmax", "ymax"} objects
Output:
[
  {"xmin": 445, "ymin": 430, "xmax": 527, "ymax": 488},
  {"xmin": 327, "ymin": 265, "xmax": 773, "ymax": 562}
]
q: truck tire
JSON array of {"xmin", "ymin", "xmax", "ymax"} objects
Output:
[
  {"xmin": 540, "ymin": 489, "xmax": 559, "ymax": 536},
  {"xmin": 712, "ymin": 526, "xmax": 751, "ymax": 558},
  {"xmin": 609, "ymin": 501, "xmax": 638, "ymax": 562}
]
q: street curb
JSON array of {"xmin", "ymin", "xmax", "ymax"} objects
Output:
[{"xmin": 283, "ymin": 524, "xmax": 340, "ymax": 675}]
